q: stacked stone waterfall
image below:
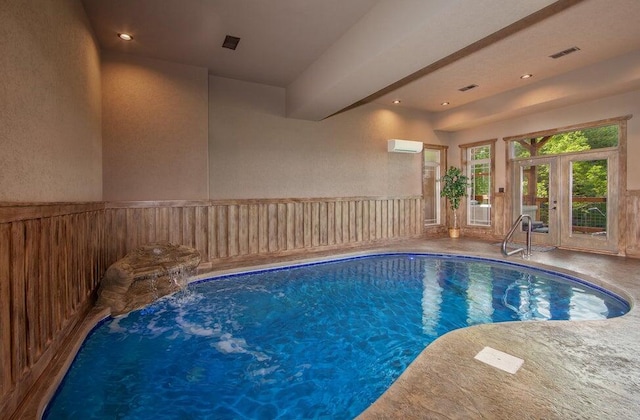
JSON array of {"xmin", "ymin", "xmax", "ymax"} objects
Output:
[{"xmin": 97, "ymin": 243, "xmax": 201, "ymax": 316}]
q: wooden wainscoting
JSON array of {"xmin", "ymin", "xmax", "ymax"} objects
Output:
[
  {"xmin": 626, "ymin": 191, "xmax": 640, "ymax": 258},
  {"xmin": 2, "ymin": 196, "xmax": 423, "ymax": 418},
  {"xmin": 105, "ymin": 197, "xmax": 424, "ymax": 267},
  {"xmin": 458, "ymin": 192, "xmax": 506, "ymax": 241},
  {"xmin": 0, "ymin": 202, "xmax": 107, "ymax": 417}
]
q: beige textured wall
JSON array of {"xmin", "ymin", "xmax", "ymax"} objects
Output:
[
  {"xmin": 0, "ymin": 0, "xmax": 102, "ymax": 202},
  {"xmin": 445, "ymin": 89, "xmax": 640, "ymax": 191},
  {"xmin": 102, "ymin": 52, "xmax": 209, "ymax": 201},
  {"xmin": 209, "ymin": 76, "xmax": 438, "ymax": 199}
]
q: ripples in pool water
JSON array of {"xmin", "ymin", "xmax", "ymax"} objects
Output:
[{"xmin": 45, "ymin": 254, "xmax": 628, "ymax": 419}]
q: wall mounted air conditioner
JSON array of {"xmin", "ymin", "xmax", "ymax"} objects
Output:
[{"xmin": 387, "ymin": 139, "xmax": 423, "ymax": 154}]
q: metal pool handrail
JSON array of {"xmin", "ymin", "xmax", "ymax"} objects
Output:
[{"xmin": 502, "ymin": 214, "xmax": 532, "ymax": 259}]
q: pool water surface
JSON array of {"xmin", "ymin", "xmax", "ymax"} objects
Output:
[{"xmin": 44, "ymin": 254, "xmax": 628, "ymax": 419}]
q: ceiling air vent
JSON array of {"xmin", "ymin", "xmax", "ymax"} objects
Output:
[
  {"xmin": 549, "ymin": 46, "xmax": 580, "ymax": 59},
  {"xmin": 222, "ymin": 35, "xmax": 241, "ymax": 50},
  {"xmin": 458, "ymin": 84, "xmax": 478, "ymax": 92}
]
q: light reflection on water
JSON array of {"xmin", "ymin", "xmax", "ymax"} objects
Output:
[{"xmin": 45, "ymin": 254, "xmax": 628, "ymax": 420}]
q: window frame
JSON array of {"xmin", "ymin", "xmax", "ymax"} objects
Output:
[
  {"xmin": 503, "ymin": 115, "xmax": 629, "ymax": 254},
  {"xmin": 459, "ymin": 139, "xmax": 496, "ymax": 228},
  {"xmin": 422, "ymin": 144, "xmax": 447, "ymax": 227}
]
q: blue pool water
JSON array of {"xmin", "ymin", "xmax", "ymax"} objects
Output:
[{"xmin": 45, "ymin": 254, "xmax": 628, "ymax": 419}]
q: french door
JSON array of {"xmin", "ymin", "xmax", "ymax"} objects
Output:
[{"xmin": 513, "ymin": 150, "xmax": 618, "ymax": 253}]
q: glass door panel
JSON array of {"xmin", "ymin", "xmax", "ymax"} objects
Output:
[
  {"xmin": 515, "ymin": 159, "xmax": 558, "ymax": 246},
  {"xmin": 560, "ymin": 153, "xmax": 618, "ymax": 252},
  {"xmin": 570, "ymin": 159, "xmax": 607, "ymax": 237},
  {"xmin": 512, "ymin": 150, "xmax": 618, "ymax": 253}
]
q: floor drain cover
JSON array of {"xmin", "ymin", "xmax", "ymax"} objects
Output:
[{"xmin": 474, "ymin": 346, "xmax": 524, "ymax": 374}]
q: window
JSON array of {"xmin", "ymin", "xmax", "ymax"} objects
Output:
[
  {"xmin": 504, "ymin": 117, "xmax": 627, "ymax": 254},
  {"xmin": 508, "ymin": 122, "xmax": 620, "ymax": 238},
  {"xmin": 461, "ymin": 140, "xmax": 496, "ymax": 227},
  {"xmin": 423, "ymin": 145, "xmax": 447, "ymax": 226},
  {"xmin": 512, "ymin": 125, "xmax": 618, "ymax": 158}
]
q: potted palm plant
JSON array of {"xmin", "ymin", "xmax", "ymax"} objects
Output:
[{"xmin": 440, "ymin": 166, "xmax": 469, "ymax": 238}]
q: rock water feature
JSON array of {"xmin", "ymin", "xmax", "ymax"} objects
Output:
[{"xmin": 97, "ymin": 243, "xmax": 201, "ymax": 316}]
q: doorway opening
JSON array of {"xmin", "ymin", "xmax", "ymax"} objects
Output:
[{"xmin": 506, "ymin": 117, "xmax": 628, "ymax": 253}]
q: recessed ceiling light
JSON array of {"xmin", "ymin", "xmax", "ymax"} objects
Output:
[
  {"xmin": 520, "ymin": 74, "xmax": 533, "ymax": 79},
  {"xmin": 392, "ymin": 100, "xmax": 401, "ymax": 104},
  {"xmin": 441, "ymin": 102, "xmax": 450, "ymax": 106},
  {"xmin": 117, "ymin": 33, "xmax": 133, "ymax": 41}
]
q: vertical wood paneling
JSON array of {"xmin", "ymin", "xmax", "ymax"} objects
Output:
[
  {"xmin": 39, "ymin": 218, "xmax": 52, "ymax": 351},
  {"xmin": 356, "ymin": 201, "xmax": 363, "ymax": 242},
  {"xmin": 268, "ymin": 203, "xmax": 278, "ymax": 252},
  {"xmin": 51, "ymin": 217, "xmax": 63, "ymax": 333},
  {"xmin": 409, "ymin": 199, "xmax": 416, "ymax": 234},
  {"xmin": 335, "ymin": 202, "xmax": 343, "ymax": 244},
  {"xmin": 114, "ymin": 209, "xmax": 127, "ymax": 261},
  {"xmin": 278, "ymin": 204, "xmax": 287, "ymax": 250},
  {"xmin": 627, "ymin": 193, "xmax": 640, "ymax": 257},
  {"xmin": 195, "ymin": 207, "xmax": 209, "ymax": 258},
  {"xmin": 126, "ymin": 209, "xmax": 141, "ymax": 251},
  {"xmin": 361, "ymin": 201, "xmax": 369, "ymax": 242},
  {"xmin": 258, "ymin": 204, "xmax": 268, "ymax": 253},
  {"xmin": 366, "ymin": 201, "xmax": 372, "ymax": 240},
  {"xmin": 238, "ymin": 205, "xmax": 249, "ymax": 255},
  {"xmin": 142, "ymin": 208, "xmax": 155, "ymax": 244},
  {"xmin": 248, "ymin": 205, "xmax": 259, "ymax": 254},
  {"xmin": 380, "ymin": 200, "xmax": 389, "ymax": 239},
  {"xmin": 373, "ymin": 200, "xmax": 381, "ymax": 239},
  {"xmin": 294, "ymin": 203, "xmax": 304, "ymax": 249},
  {"xmin": 62, "ymin": 214, "xmax": 72, "ymax": 315},
  {"xmin": 182, "ymin": 207, "xmax": 196, "ymax": 249},
  {"xmin": 418, "ymin": 199, "xmax": 423, "ymax": 234},
  {"xmin": 216, "ymin": 206, "xmax": 228, "ymax": 258},
  {"xmin": 320, "ymin": 202, "xmax": 328, "ymax": 245},
  {"xmin": 10, "ymin": 222, "xmax": 27, "ymax": 384},
  {"xmin": 311, "ymin": 202, "xmax": 320, "ymax": 247},
  {"xmin": 342, "ymin": 201, "xmax": 350, "ymax": 244},
  {"xmin": 1, "ymin": 204, "xmax": 108, "ymax": 417},
  {"xmin": 208, "ymin": 206, "xmax": 218, "ymax": 259},
  {"xmin": 169, "ymin": 207, "xmax": 182, "ymax": 245},
  {"xmin": 72, "ymin": 214, "xmax": 82, "ymax": 307},
  {"xmin": 303, "ymin": 203, "xmax": 312, "ymax": 248},
  {"xmin": 348, "ymin": 201, "xmax": 356, "ymax": 242},
  {"xmin": 101, "ymin": 196, "xmax": 425, "ymax": 263},
  {"xmin": 286, "ymin": 203, "xmax": 295, "ymax": 250},
  {"xmin": 25, "ymin": 220, "xmax": 40, "ymax": 364},
  {"xmin": 398, "ymin": 200, "xmax": 405, "ymax": 237},
  {"xmin": 327, "ymin": 202, "xmax": 335, "ymax": 245},
  {"xmin": 228, "ymin": 205, "xmax": 239, "ymax": 257},
  {"xmin": 156, "ymin": 207, "xmax": 170, "ymax": 243},
  {"xmin": 0, "ymin": 224, "xmax": 12, "ymax": 396},
  {"xmin": 393, "ymin": 200, "xmax": 400, "ymax": 237}
]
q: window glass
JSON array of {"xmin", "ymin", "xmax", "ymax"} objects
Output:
[
  {"xmin": 571, "ymin": 159, "xmax": 608, "ymax": 238},
  {"xmin": 467, "ymin": 144, "xmax": 492, "ymax": 226},
  {"xmin": 514, "ymin": 125, "xmax": 618, "ymax": 158},
  {"xmin": 423, "ymin": 148, "xmax": 442, "ymax": 225}
]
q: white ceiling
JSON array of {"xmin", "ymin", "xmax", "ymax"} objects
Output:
[
  {"xmin": 82, "ymin": 0, "xmax": 379, "ymax": 87},
  {"xmin": 82, "ymin": 0, "xmax": 640, "ymax": 128}
]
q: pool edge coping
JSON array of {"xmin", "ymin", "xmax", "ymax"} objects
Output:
[{"xmin": 35, "ymin": 246, "xmax": 637, "ymax": 418}]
